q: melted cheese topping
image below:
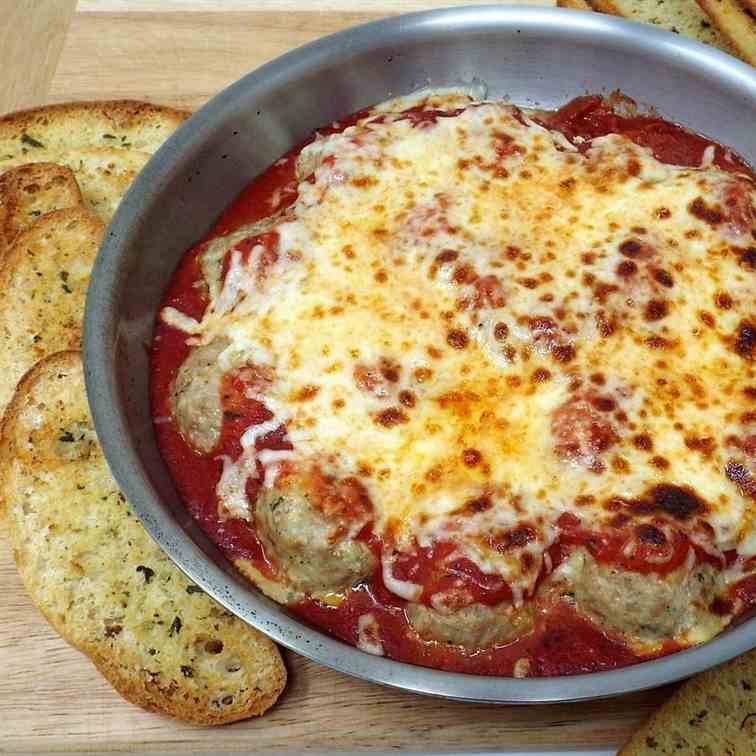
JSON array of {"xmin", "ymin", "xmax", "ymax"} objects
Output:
[{"xmin": 165, "ymin": 95, "xmax": 756, "ymax": 600}]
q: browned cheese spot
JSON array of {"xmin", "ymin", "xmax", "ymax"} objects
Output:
[
  {"xmin": 619, "ymin": 239, "xmax": 642, "ymax": 258},
  {"xmin": 453, "ymin": 263, "xmax": 477, "ymax": 285},
  {"xmin": 447, "ymin": 329, "xmax": 469, "ymax": 349},
  {"xmin": 398, "ymin": 390, "xmax": 416, "ymax": 408},
  {"xmin": 715, "ymin": 291, "xmax": 733, "ymax": 310},
  {"xmin": 644, "ymin": 299, "xmax": 669, "ymax": 321},
  {"xmin": 414, "ymin": 367, "xmax": 433, "ymax": 383},
  {"xmin": 627, "ymin": 483, "xmax": 706, "ymax": 520},
  {"xmin": 652, "ymin": 268, "xmax": 674, "ymax": 288},
  {"xmin": 493, "ymin": 322, "xmax": 509, "ymax": 341},
  {"xmin": 590, "ymin": 395, "xmax": 617, "ymax": 412},
  {"xmin": 351, "ymin": 175, "xmax": 377, "ymax": 188},
  {"xmin": 436, "ymin": 248, "xmax": 458, "ymax": 265},
  {"xmin": 616, "ymin": 260, "xmax": 638, "ymax": 277},
  {"xmin": 488, "ymin": 525, "xmax": 536, "ymax": 552},
  {"xmin": 737, "ymin": 246, "xmax": 756, "ymax": 271},
  {"xmin": 633, "ymin": 433, "xmax": 654, "ymax": 451},
  {"xmin": 552, "ymin": 343, "xmax": 576, "ymax": 363},
  {"xmin": 611, "ymin": 456, "xmax": 630, "ymax": 473},
  {"xmin": 685, "ymin": 436, "xmax": 716, "ymax": 457},
  {"xmin": 689, "ymin": 196, "xmax": 724, "ymax": 226},
  {"xmin": 636, "ymin": 523, "xmax": 666, "ymax": 545},
  {"xmin": 462, "ymin": 448, "xmax": 482, "ymax": 467},
  {"xmin": 294, "ymin": 384, "xmax": 320, "ymax": 401},
  {"xmin": 733, "ymin": 321, "xmax": 756, "ymax": 361},
  {"xmin": 463, "ymin": 494, "xmax": 493, "ymax": 514},
  {"xmin": 595, "ymin": 311, "xmax": 616, "ymax": 337},
  {"xmin": 646, "ymin": 335, "xmax": 671, "ymax": 349},
  {"xmin": 699, "ymin": 311, "xmax": 716, "ymax": 328},
  {"xmin": 375, "ymin": 407, "xmax": 408, "ymax": 427},
  {"xmin": 594, "ymin": 281, "xmax": 619, "ymax": 304}
]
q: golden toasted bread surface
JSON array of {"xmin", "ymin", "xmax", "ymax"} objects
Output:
[
  {"xmin": 0, "ymin": 100, "xmax": 188, "ymax": 156},
  {"xmin": 0, "ymin": 352, "xmax": 286, "ymax": 724},
  {"xmin": 696, "ymin": 0, "xmax": 756, "ymax": 64},
  {"xmin": 0, "ymin": 206, "xmax": 103, "ymax": 414},
  {"xmin": 619, "ymin": 649, "xmax": 756, "ymax": 754},
  {"xmin": 0, "ymin": 148, "xmax": 150, "ymax": 222},
  {"xmin": 591, "ymin": 0, "xmax": 737, "ymax": 53},
  {"xmin": 0, "ymin": 101, "xmax": 188, "ymax": 222},
  {"xmin": 557, "ymin": 0, "xmax": 593, "ymax": 8},
  {"xmin": 0, "ymin": 163, "xmax": 82, "ymax": 253}
]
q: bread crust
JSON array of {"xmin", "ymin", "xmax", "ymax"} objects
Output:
[
  {"xmin": 0, "ymin": 100, "xmax": 189, "ymax": 222},
  {"xmin": 556, "ymin": 0, "xmax": 593, "ymax": 9},
  {"xmin": 618, "ymin": 648, "xmax": 756, "ymax": 754},
  {"xmin": 0, "ymin": 99, "xmax": 189, "ymax": 153},
  {"xmin": 591, "ymin": 0, "xmax": 736, "ymax": 55},
  {"xmin": 696, "ymin": 0, "xmax": 756, "ymax": 63},
  {"xmin": 0, "ymin": 206, "xmax": 103, "ymax": 415},
  {"xmin": 0, "ymin": 351, "xmax": 286, "ymax": 724},
  {"xmin": 0, "ymin": 163, "xmax": 82, "ymax": 255}
]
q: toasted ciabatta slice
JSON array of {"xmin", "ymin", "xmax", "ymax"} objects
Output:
[
  {"xmin": 0, "ymin": 145, "xmax": 151, "ymax": 223},
  {"xmin": 590, "ymin": 0, "xmax": 736, "ymax": 54},
  {"xmin": 696, "ymin": 0, "xmax": 756, "ymax": 64},
  {"xmin": 0, "ymin": 101, "xmax": 189, "ymax": 222},
  {"xmin": 60, "ymin": 147, "xmax": 148, "ymax": 221},
  {"xmin": 0, "ymin": 100, "xmax": 188, "ymax": 157},
  {"xmin": 0, "ymin": 163, "xmax": 83, "ymax": 254},
  {"xmin": 0, "ymin": 351, "xmax": 286, "ymax": 724},
  {"xmin": 618, "ymin": 648, "xmax": 756, "ymax": 754},
  {"xmin": 0, "ymin": 206, "xmax": 103, "ymax": 413}
]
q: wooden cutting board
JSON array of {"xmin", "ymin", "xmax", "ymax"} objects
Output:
[{"xmin": 0, "ymin": 2, "xmax": 673, "ymax": 752}]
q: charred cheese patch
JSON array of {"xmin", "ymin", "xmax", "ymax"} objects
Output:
[{"xmin": 163, "ymin": 96, "xmax": 756, "ymax": 636}]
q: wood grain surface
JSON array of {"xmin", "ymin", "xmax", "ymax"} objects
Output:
[
  {"xmin": 50, "ymin": 0, "xmax": 551, "ymax": 111},
  {"xmin": 0, "ymin": 0, "xmax": 77, "ymax": 112},
  {"xmin": 0, "ymin": 1, "xmax": 673, "ymax": 752},
  {"xmin": 1, "ymin": 545, "xmax": 670, "ymax": 753}
]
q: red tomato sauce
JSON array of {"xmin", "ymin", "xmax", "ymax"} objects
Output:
[
  {"xmin": 294, "ymin": 574, "xmax": 652, "ymax": 677},
  {"xmin": 150, "ymin": 95, "xmax": 754, "ymax": 677},
  {"xmin": 552, "ymin": 512, "xmax": 724, "ymax": 577},
  {"xmin": 389, "ymin": 540, "xmax": 515, "ymax": 607},
  {"xmin": 543, "ymin": 94, "xmax": 755, "ymax": 178}
]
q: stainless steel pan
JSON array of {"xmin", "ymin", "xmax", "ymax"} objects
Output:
[{"xmin": 84, "ymin": 5, "xmax": 756, "ymax": 703}]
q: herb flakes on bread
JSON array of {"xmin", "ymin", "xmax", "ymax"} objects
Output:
[
  {"xmin": 0, "ymin": 351, "xmax": 286, "ymax": 724},
  {"xmin": 588, "ymin": 0, "xmax": 737, "ymax": 55},
  {"xmin": 0, "ymin": 101, "xmax": 189, "ymax": 222},
  {"xmin": 0, "ymin": 147, "xmax": 153, "ymax": 222},
  {"xmin": 0, "ymin": 206, "xmax": 103, "ymax": 413},
  {"xmin": 0, "ymin": 162, "xmax": 82, "ymax": 254},
  {"xmin": 696, "ymin": 0, "xmax": 756, "ymax": 64},
  {"xmin": 0, "ymin": 100, "xmax": 188, "ymax": 157},
  {"xmin": 619, "ymin": 648, "xmax": 756, "ymax": 754}
]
